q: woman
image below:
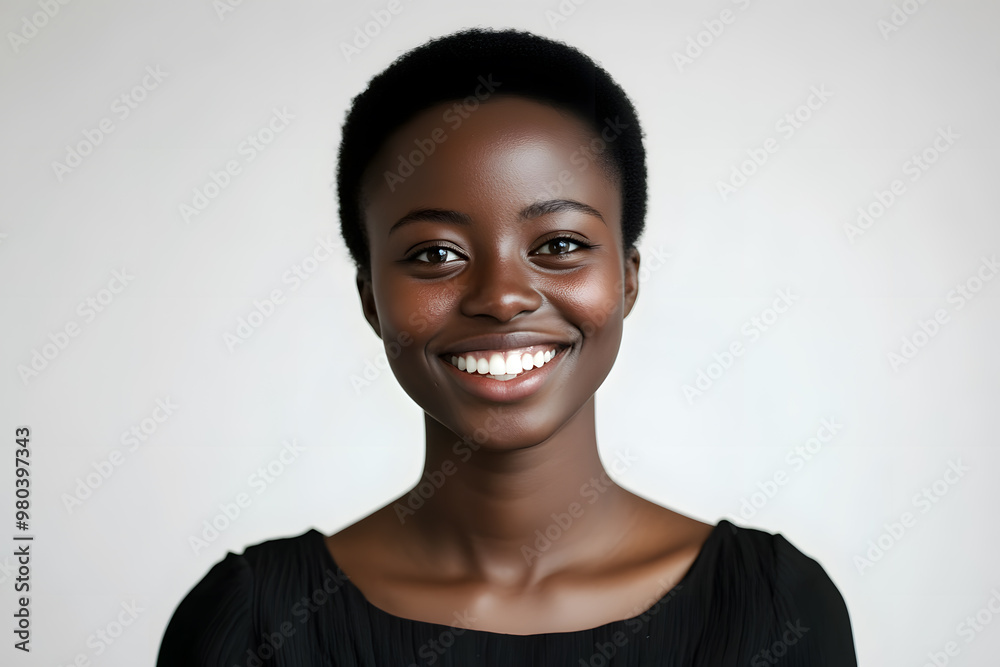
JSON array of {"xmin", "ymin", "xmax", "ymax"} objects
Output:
[{"xmin": 158, "ymin": 28, "xmax": 858, "ymax": 665}]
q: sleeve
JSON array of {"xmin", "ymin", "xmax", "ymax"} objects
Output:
[
  {"xmin": 156, "ymin": 551, "xmax": 255, "ymax": 667},
  {"xmin": 766, "ymin": 534, "xmax": 859, "ymax": 667}
]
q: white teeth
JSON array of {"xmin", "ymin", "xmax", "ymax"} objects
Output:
[
  {"xmin": 521, "ymin": 352, "xmax": 534, "ymax": 370},
  {"xmin": 445, "ymin": 346, "xmax": 563, "ymax": 379},
  {"xmin": 489, "ymin": 353, "xmax": 506, "ymax": 375},
  {"xmin": 505, "ymin": 354, "xmax": 523, "ymax": 375}
]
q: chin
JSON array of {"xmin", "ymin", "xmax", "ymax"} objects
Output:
[
  {"xmin": 389, "ymin": 336, "xmax": 618, "ymax": 449},
  {"xmin": 420, "ymin": 387, "xmax": 598, "ymax": 453}
]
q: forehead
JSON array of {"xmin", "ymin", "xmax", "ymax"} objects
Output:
[{"xmin": 359, "ymin": 95, "xmax": 621, "ymax": 231}]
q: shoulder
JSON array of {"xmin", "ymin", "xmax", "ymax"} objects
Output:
[
  {"xmin": 708, "ymin": 520, "xmax": 859, "ymax": 666},
  {"xmin": 156, "ymin": 529, "xmax": 323, "ymax": 667}
]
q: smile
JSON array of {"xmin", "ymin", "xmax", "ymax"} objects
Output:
[{"xmin": 444, "ymin": 345, "xmax": 563, "ymax": 381}]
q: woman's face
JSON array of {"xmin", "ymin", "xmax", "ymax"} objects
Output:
[{"xmin": 358, "ymin": 94, "xmax": 639, "ymax": 450}]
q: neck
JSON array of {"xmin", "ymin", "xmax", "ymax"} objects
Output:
[{"xmin": 405, "ymin": 396, "xmax": 638, "ymax": 587}]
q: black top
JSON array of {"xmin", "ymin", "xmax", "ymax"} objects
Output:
[{"xmin": 157, "ymin": 519, "xmax": 858, "ymax": 666}]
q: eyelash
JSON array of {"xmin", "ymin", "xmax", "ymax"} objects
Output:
[{"xmin": 406, "ymin": 235, "xmax": 594, "ymax": 264}]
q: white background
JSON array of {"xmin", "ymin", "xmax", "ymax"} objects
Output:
[{"xmin": 2, "ymin": 0, "xmax": 999, "ymax": 664}]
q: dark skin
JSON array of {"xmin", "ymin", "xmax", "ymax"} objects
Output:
[{"xmin": 326, "ymin": 95, "xmax": 714, "ymax": 635}]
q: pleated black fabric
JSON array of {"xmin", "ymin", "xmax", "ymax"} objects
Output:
[{"xmin": 157, "ymin": 519, "xmax": 858, "ymax": 666}]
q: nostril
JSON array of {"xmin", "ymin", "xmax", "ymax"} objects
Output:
[{"xmin": 457, "ymin": 272, "xmax": 543, "ymax": 321}]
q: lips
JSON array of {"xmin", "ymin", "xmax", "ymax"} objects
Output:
[
  {"xmin": 440, "ymin": 332, "xmax": 570, "ymax": 356},
  {"xmin": 436, "ymin": 332, "xmax": 571, "ymax": 398}
]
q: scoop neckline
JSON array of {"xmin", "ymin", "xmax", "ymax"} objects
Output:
[{"xmin": 310, "ymin": 518, "xmax": 729, "ymax": 638}]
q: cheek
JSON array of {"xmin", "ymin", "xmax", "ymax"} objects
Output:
[
  {"xmin": 374, "ymin": 277, "xmax": 461, "ymax": 346},
  {"xmin": 559, "ymin": 264, "xmax": 626, "ymax": 340}
]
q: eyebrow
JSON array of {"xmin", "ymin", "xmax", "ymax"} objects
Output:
[{"xmin": 387, "ymin": 198, "xmax": 606, "ymax": 236}]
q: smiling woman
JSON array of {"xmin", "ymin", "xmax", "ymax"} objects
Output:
[{"xmin": 157, "ymin": 28, "xmax": 858, "ymax": 666}]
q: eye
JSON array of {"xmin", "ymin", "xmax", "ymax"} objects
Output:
[
  {"xmin": 533, "ymin": 236, "xmax": 589, "ymax": 255},
  {"xmin": 409, "ymin": 246, "xmax": 463, "ymax": 264}
]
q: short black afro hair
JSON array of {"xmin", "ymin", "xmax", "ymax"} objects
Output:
[{"xmin": 336, "ymin": 27, "xmax": 647, "ymax": 275}]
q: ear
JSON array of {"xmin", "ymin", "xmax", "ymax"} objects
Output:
[
  {"xmin": 356, "ymin": 269, "xmax": 382, "ymax": 338},
  {"xmin": 623, "ymin": 246, "xmax": 640, "ymax": 319}
]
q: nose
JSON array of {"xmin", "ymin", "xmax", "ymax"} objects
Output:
[{"xmin": 458, "ymin": 251, "xmax": 543, "ymax": 322}]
